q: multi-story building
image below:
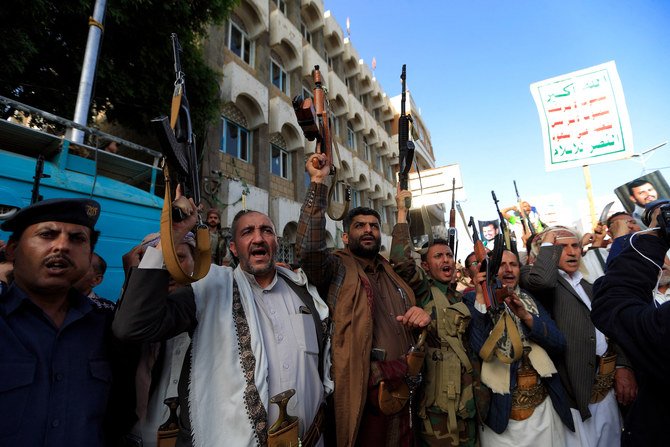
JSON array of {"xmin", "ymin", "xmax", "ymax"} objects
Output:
[{"xmin": 200, "ymin": 0, "xmax": 443, "ymax": 262}]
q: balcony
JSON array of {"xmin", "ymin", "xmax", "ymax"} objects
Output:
[
  {"xmin": 270, "ymin": 9, "xmax": 303, "ymax": 71},
  {"xmin": 363, "ymin": 110, "xmax": 377, "ymax": 144},
  {"xmin": 222, "ymin": 62, "xmax": 268, "ymax": 128},
  {"xmin": 221, "ymin": 181, "xmax": 269, "ymax": 223},
  {"xmin": 352, "ymin": 156, "xmax": 371, "ymax": 191},
  {"xmin": 301, "ymin": 0, "xmax": 324, "ymax": 30},
  {"xmin": 323, "ymin": 11, "xmax": 344, "ymax": 56},
  {"xmin": 358, "ymin": 62, "xmax": 374, "ymax": 94},
  {"xmin": 343, "ymin": 38, "xmax": 360, "ymax": 78},
  {"xmin": 327, "ymin": 71, "xmax": 348, "ymax": 116},
  {"xmin": 347, "ymin": 92, "xmax": 365, "ymax": 132},
  {"xmin": 269, "ymin": 96, "xmax": 302, "ymax": 151},
  {"xmin": 239, "ymin": 0, "xmax": 269, "ymax": 39},
  {"xmin": 302, "ymin": 44, "xmax": 328, "ymax": 80},
  {"xmin": 269, "ymin": 196, "xmax": 302, "ymax": 241}
]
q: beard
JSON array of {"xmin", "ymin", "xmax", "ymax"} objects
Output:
[
  {"xmin": 660, "ymin": 271, "xmax": 670, "ymax": 286},
  {"xmin": 348, "ymin": 235, "xmax": 381, "ymax": 259},
  {"xmin": 244, "ymin": 259, "xmax": 276, "ymax": 277}
]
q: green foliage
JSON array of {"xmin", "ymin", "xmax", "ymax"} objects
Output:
[{"xmin": 0, "ymin": 0, "xmax": 236, "ymax": 136}]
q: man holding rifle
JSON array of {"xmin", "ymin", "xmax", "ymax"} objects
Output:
[
  {"xmin": 467, "ymin": 249, "xmax": 574, "ymax": 445},
  {"xmin": 297, "ymin": 153, "xmax": 430, "ymax": 447},
  {"xmin": 113, "ymin": 192, "xmax": 331, "ymax": 447},
  {"xmin": 390, "ymin": 188, "xmax": 479, "ymax": 447}
]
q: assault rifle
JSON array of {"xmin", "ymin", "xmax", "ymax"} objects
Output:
[
  {"xmin": 30, "ymin": 155, "xmax": 50, "ymax": 204},
  {"xmin": 513, "ymin": 180, "xmax": 536, "ymax": 238},
  {"xmin": 293, "ymin": 65, "xmax": 351, "ymax": 220},
  {"xmin": 447, "ymin": 178, "xmax": 458, "ymax": 259},
  {"xmin": 469, "ymin": 215, "xmax": 522, "ymax": 362},
  {"xmin": 398, "ymin": 64, "xmax": 415, "ymax": 209},
  {"xmin": 152, "ymin": 33, "xmax": 210, "ymax": 285},
  {"xmin": 153, "ymin": 34, "xmax": 201, "ymax": 210},
  {"xmin": 468, "ymin": 216, "xmax": 504, "ymax": 310},
  {"xmin": 492, "ymin": 190, "xmax": 515, "ymax": 253}
]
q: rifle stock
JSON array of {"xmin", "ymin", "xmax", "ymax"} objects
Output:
[
  {"xmin": 294, "ymin": 65, "xmax": 351, "ymax": 220},
  {"xmin": 469, "ymin": 217, "xmax": 494, "ymax": 309}
]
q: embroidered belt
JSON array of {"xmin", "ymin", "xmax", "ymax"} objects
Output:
[
  {"xmin": 510, "ymin": 377, "xmax": 547, "ymax": 421},
  {"xmin": 590, "ymin": 353, "xmax": 617, "ymax": 404}
]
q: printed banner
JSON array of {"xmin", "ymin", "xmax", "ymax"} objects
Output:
[{"xmin": 530, "ymin": 61, "xmax": 634, "ymax": 171}]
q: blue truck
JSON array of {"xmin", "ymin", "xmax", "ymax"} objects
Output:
[{"xmin": 0, "ymin": 97, "xmax": 164, "ymax": 300}]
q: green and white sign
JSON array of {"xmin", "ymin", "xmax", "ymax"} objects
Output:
[{"xmin": 530, "ymin": 61, "xmax": 634, "ymax": 172}]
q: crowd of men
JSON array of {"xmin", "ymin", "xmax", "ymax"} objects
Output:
[{"xmin": 0, "ymin": 156, "xmax": 668, "ymax": 447}]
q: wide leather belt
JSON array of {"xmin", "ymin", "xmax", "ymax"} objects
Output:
[
  {"xmin": 510, "ymin": 379, "xmax": 547, "ymax": 421},
  {"xmin": 590, "ymin": 352, "xmax": 617, "ymax": 404}
]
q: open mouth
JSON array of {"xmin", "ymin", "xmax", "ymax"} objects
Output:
[
  {"xmin": 250, "ymin": 246, "xmax": 269, "ymax": 258},
  {"xmin": 501, "ymin": 274, "xmax": 516, "ymax": 284},
  {"xmin": 44, "ymin": 257, "xmax": 72, "ymax": 273}
]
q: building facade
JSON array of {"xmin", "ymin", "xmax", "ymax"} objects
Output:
[{"xmin": 200, "ymin": 0, "xmax": 442, "ymax": 262}]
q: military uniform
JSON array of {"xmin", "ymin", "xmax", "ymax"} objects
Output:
[{"xmin": 390, "ymin": 225, "xmax": 482, "ymax": 447}]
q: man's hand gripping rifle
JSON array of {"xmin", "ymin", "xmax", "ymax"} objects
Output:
[
  {"xmin": 152, "ymin": 33, "xmax": 211, "ymax": 284},
  {"xmin": 293, "ymin": 65, "xmax": 351, "ymax": 221},
  {"xmin": 468, "ymin": 216, "xmax": 522, "ymax": 363}
]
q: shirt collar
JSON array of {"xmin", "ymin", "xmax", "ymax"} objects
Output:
[
  {"xmin": 1, "ymin": 283, "xmax": 92, "ymax": 317},
  {"xmin": 558, "ymin": 269, "xmax": 583, "ymax": 286},
  {"xmin": 242, "ymin": 269, "xmax": 279, "ymax": 292},
  {"xmin": 348, "ymin": 249, "xmax": 383, "ymax": 272}
]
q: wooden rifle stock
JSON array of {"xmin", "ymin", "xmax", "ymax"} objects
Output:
[
  {"xmin": 294, "ymin": 65, "xmax": 350, "ymax": 220},
  {"xmin": 469, "ymin": 217, "xmax": 494, "ymax": 309}
]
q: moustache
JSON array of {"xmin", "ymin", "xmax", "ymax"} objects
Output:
[{"xmin": 43, "ymin": 254, "xmax": 74, "ymax": 268}]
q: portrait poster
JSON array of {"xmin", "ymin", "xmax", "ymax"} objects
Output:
[
  {"xmin": 614, "ymin": 170, "xmax": 670, "ymax": 214},
  {"xmin": 478, "ymin": 219, "xmax": 500, "ymax": 248}
]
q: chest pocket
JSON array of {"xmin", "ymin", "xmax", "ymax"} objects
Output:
[
  {"xmin": 0, "ymin": 360, "xmax": 36, "ymax": 436},
  {"xmin": 289, "ymin": 313, "xmax": 319, "ymax": 355}
]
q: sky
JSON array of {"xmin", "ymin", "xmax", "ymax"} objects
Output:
[{"xmin": 326, "ymin": 0, "xmax": 670, "ymax": 235}]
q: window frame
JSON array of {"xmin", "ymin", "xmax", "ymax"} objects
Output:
[
  {"xmin": 347, "ymin": 122, "xmax": 356, "ymax": 149},
  {"xmin": 270, "ymin": 143, "xmax": 290, "ymax": 179},
  {"xmin": 228, "ymin": 21, "xmax": 254, "ymax": 65},
  {"xmin": 270, "ymin": 58, "xmax": 289, "ymax": 95},
  {"xmin": 221, "ymin": 118, "xmax": 251, "ymax": 162},
  {"xmin": 276, "ymin": 0, "xmax": 287, "ymax": 15}
]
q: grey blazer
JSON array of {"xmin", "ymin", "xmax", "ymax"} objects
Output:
[{"xmin": 520, "ymin": 245, "xmax": 631, "ymax": 420}]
